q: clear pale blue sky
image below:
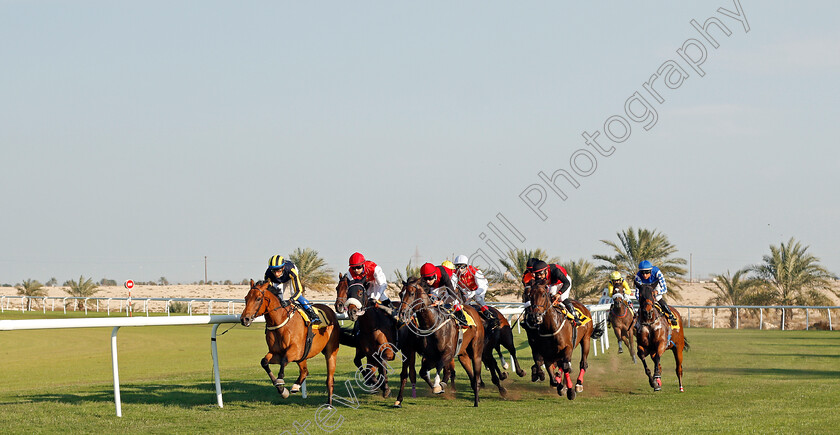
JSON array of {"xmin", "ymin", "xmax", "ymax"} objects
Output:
[{"xmin": 2, "ymin": 1, "xmax": 838, "ymax": 284}]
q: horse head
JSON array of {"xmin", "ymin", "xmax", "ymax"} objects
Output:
[
  {"xmin": 525, "ymin": 277, "xmax": 551, "ymax": 326},
  {"xmin": 637, "ymin": 282, "xmax": 659, "ymax": 324},
  {"xmin": 397, "ymin": 277, "xmax": 429, "ymax": 324},
  {"xmin": 335, "ymin": 273, "xmax": 368, "ymax": 321},
  {"xmin": 240, "ymin": 279, "xmax": 273, "ymax": 327},
  {"xmin": 610, "ymin": 294, "xmax": 625, "ymax": 315}
]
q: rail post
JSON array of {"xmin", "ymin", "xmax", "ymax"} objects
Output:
[{"xmin": 111, "ymin": 326, "xmax": 122, "ymax": 417}]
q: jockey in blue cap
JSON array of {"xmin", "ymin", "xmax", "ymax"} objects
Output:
[{"xmin": 634, "ymin": 260, "xmax": 677, "ymax": 326}]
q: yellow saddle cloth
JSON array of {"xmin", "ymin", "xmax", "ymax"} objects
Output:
[
  {"xmin": 462, "ymin": 311, "xmax": 477, "ymax": 327},
  {"xmin": 654, "ymin": 305, "xmax": 681, "ymax": 330},
  {"xmin": 558, "ymin": 306, "xmax": 592, "ymax": 326},
  {"xmin": 297, "ymin": 307, "xmax": 330, "ymax": 329}
]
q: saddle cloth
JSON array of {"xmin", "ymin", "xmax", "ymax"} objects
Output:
[
  {"xmin": 652, "ymin": 305, "xmax": 680, "ymax": 330},
  {"xmin": 558, "ymin": 306, "xmax": 592, "ymax": 326},
  {"xmin": 462, "ymin": 311, "xmax": 476, "ymax": 327},
  {"xmin": 297, "ymin": 307, "xmax": 331, "ymax": 329}
]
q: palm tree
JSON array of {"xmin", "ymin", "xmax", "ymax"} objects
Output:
[
  {"xmin": 17, "ymin": 279, "xmax": 47, "ymax": 310},
  {"xmin": 496, "ymin": 248, "xmax": 561, "ymax": 283},
  {"xmin": 705, "ymin": 269, "xmax": 761, "ymax": 328},
  {"xmin": 593, "ymin": 227, "xmax": 687, "ymax": 299},
  {"xmin": 64, "ymin": 275, "xmax": 100, "ymax": 310},
  {"xmin": 562, "ymin": 258, "xmax": 602, "ymax": 302},
  {"xmin": 289, "ymin": 247, "xmax": 335, "ymax": 292},
  {"xmin": 750, "ymin": 238, "xmax": 835, "ymax": 328},
  {"xmin": 393, "ymin": 260, "xmax": 421, "ymax": 285},
  {"xmin": 159, "ymin": 277, "xmax": 170, "ymax": 286}
]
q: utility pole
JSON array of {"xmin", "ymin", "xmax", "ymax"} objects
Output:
[
  {"xmin": 204, "ymin": 256, "xmax": 208, "ymax": 284},
  {"xmin": 689, "ymin": 253, "xmax": 693, "ymax": 283}
]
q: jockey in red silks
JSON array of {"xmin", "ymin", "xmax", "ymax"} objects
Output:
[
  {"xmin": 452, "ymin": 255, "xmax": 499, "ymax": 328},
  {"xmin": 530, "ymin": 260, "xmax": 581, "ymax": 323},
  {"xmin": 348, "ymin": 252, "xmax": 393, "ymax": 308},
  {"xmin": 420, "ymin": 262, "xmax": 468, "ymax": 326}
]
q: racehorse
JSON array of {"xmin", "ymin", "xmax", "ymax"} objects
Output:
[
  {"xmin": 480, "ymin": 306, "xmax": 527, "ymax": 384},
  {"xmin": 396, "ymin": 277, "xmax": 486, "ymax": 407},
  {"xmin": 334, "ymin": 273, "xmax": 400, "ymax": 398},
  {"xmin": 524, "ymin": 278, "xmax": 604, "ymax": 399},
  {"xmin": 240, "ymin": 280, "xmax": 341, "ymax": 406},
  {"xmin": 608, "ymin": 294, "xmax": 637, "ymax": 363},
  {"xmin": 634, "ymin": 282, "xmax": 689, "ymax": 392}
]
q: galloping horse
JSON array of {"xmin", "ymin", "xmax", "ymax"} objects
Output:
[
  {"xmin": 634, "ymin": 283, "xmax": 689, "ymax": 392},
  {"xmin": 334, "ymin": 273, "xmax": 399, "ymax": 398},
  {"xmin": 240, "ymin": 280, "xmax": 341, "ymax": 405},
  {"xmin": 481, "ymin": 306, "xmax": 527, "ymax": 382},
  {"xmin": 524, "ymin": 278, "xmax": 604, "ymax": 399},
  {"xmin": 608, "ymin": 294, "xmax": 637, "ymax": 363},
  {"xmin": 396, "ymin": 277, "xmax": 486, "ymax": 407}
]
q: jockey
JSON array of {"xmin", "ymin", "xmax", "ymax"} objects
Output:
[
  {"xmin": 607, "ymin": 271, "xmax": 635, "ymax": 314},
  {"xmin": 531, "ymin": 260, "xmax": 580, "ymax": 323},
  {"xmin": 521, "ymin": 257, "xmax": 540, "ymax": 286},
  {"xmin": 420, "ymin": 262, "xmax": 468, "ymax": 326},
  {"xmin": 264, "ymin": 255, "xmax": 320, "ymax": 325},
  {"xmin": 348, "ymin": 252, "xmax": 393, "ymax": 308},
  {"xmin": 441, "ymin": 260, "xmax": 456, "ymax": 279},
  {"xmin": 452, "ymin": 255, "xmax": 498, "ymax": 328},
  {"xmin": 634, "ymin": 260, "xmax": 677, "ymax": 326}
]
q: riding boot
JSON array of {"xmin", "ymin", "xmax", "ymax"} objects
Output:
[
  {"xmin": 563, "ymin": 299, "xmax": 580, "ymax": 324},
  {"xmin": 454, "ymin": 308, "xmax": 468, "ymax": 327},
  {"xmin": 380, "ymin": 299, "xmax": 400, "ymax": 323},
  {"xmin": 480, "ymin": 306, "xmax": 499, "ymax": 329},
  {"xmin": 302, "ymin": 304, "xmax": 321, "ymax": 325},
  {"xmin": 658, "ymin": 300, "xmax": 677, "ymax": 326}
]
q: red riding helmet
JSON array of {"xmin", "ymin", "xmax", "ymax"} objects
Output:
[
  {"xmin": 420, "ymin": 262, "xmax": 438, "ymax": 278},
  {"xmin": 349, "ymin": 252, "xmax": 366, "ymax": 267}
]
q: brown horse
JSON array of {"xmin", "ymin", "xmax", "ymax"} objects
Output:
[
  {"xmin": 608, "ymin": 294, "xmax": 637, "ymax": 363},
  {"xmin": 334, "ymin": 273, "xmax": 399, "ymax": 398},
  {"xmin": 396, "ymin": 277, "xmax": 486, "ymax": 407},
  {"xmin": 634, "ymin": 283, "xmax": 689, "ymax": 392},
  {"xmin": 524, "ymin": 278, "xmax": 604, "ymax": 399},
  {"xmin": 240, "ymin": 280, "xmax": 341, "ymax": 406},
  {"xmin": 481, "ymin": 305, "xmax": 527, "ymax": 381}
]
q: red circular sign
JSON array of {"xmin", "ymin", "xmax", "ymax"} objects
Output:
[{"xmin": 124, "ymin": 280, "xmax": 135, "ymax": 289}]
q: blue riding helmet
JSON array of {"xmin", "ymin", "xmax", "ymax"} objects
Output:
[{"xmin": 638, "ymin": 260, "xmax": 653, "ymax": 271}]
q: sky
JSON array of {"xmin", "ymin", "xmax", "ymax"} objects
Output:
[{"xmin": 2, "ymin": 1, "xmax": 839, "ymax": 285}]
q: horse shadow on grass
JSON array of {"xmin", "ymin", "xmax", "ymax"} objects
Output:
[
  {"xmin": 7, "ymin": 379, "xmax": 334, "ymax": 409},
  {"xmin": 695, "ymin": 367, "xmax": 840, "ymax": 380}
]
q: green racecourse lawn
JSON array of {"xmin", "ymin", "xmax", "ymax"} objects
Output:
[{"xmin": 1, "ymin": 311, "xmax": 839, "ymax": 434}]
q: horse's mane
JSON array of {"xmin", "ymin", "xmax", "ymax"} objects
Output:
[
  {"xmin": 636, "ymin": 282, "xmax": 657, "ymax": 301},
  {"xmin": 405, "ymin": 276, "xmax": 421, "ymax": 287}
]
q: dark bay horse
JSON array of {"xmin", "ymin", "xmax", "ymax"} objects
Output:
[
  {"xmin": 481, "ymin": 306, "xmax": 527, "ymax": 382},
  {"xmin": 634, "ymin": 283, "xmax": 689, "ymax": 392},
  {"xmin": 334, "ymin": 273, "xmax": 400, "ymax": 398},
  {"xmin": 240, "ymin": 280, "xmax": 341, "ymax": 405},
  {"xmin": 608, "ymin": 294, "xmax": 636, "ymax": 363},
  {"xmin": 524, "ymin": 278, "xmax": 604, "ymax": 399},
  {"xmin": 396, "ymin": 277, "xmax": 486, "ymax": 407}
]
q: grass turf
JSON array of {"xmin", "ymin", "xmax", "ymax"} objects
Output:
[{"xmin": 1, "ymin": 311, "xmax": 839, "ymax": 434}]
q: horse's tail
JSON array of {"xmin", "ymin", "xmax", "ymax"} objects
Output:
[
  {"xmin": 339, "ymin": 326, "xmax": 357, "ymax": 348},
  {"xmin": 683, "ymin": 336, "xmax": 690, "ymax": 352},
  {"xmin": 590, "ymin": 321, "xmax": 605, "ymax": 340}
]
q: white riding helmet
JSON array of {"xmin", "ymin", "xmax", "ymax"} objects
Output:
[{"xmin": 454, "ymin": 255, "xmax": 469, "ymax": 266}]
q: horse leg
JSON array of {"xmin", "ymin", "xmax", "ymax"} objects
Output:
[
  {"xmin": 673, "ymin": 340, "xmax": 685, "ymax": 392},
  {"xmin": 576, "ymin": 332, "xmax": 592, "ymax": 393},
  {"xmin": 559, "ymin": 359, "xmax": 576, "ymax": 400},
  {"xmin": 652, "ymin": 353, "xmax": 662, "ymax": 391},
  {"xmin": 378, "ymin": 358, "xmax": 391, "ymax": 398},
  {"xmin": 291, "ymin": 360, "xmax": 309, "ymax": 394},
  {"xmin": 501, "ymin": 326, "xmax": 525, "ymax": 378},
  {"xmin": 263, "ymin": 354, "xmax": 291, "ymax": 399},
  {"xmin": 526, "ymin": 328, "xmax": 545, "ymax": 382},
  {"xmin": 395, "ymin": 349, "xmax": 416, "ymax": 407},
  {"xmin": 458, "ymin": 351, "xmax": 480, "ymax": 407},
  {"xmin": 482, "ymin": 345, "xmax": 505, "ymax": 397}
]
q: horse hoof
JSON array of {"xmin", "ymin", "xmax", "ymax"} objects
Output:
[
  {"xmin": 432, "ymin": 385, "xmax": 443, "ymax": 394},
  {"xmin": 499, "ymin": 387, "xmax": 508, "ymax": 399},
  {"xmin": 557, "ymin": 385, "xmax": 565, "ymax": 396},
  {"xmin": 679, "ymin": 386, "xmax": 684, "ymax": 392},
  {"xmin": 499, "ymin": 372, "xmax": 508, "ymax": 381},
  {"xmin": 382, "ymin": 387, "xmax": 391, "ymax": 398},
  {"xmin": 575, "ymin": 384, "xmax": 584, "ymax": 393},
  {"xmin": 393, "ymin": 400, "xmax": 402, "ymax": 408},
  {"xmin": 479, "ymin": 379, "xmax": 486, "ymax": 388},
  {"xmin": 290, "ymin": 383, "xmax": 301, "ymax": 393},
  {"xmin": 280, "ymin": 387, "xmax": 290, "ymax": 399},
  {"xmin": 618, "ymin": 348, "xmax": 624, "ymax": 354},
  {"xmin": 567, "ymin": 387, "xmax": 576, "ymax": 400},
  {"xmin": 502, "ymin": 362, "xmax": 510, "ymax": 370},
  {"xmin": 516, "ymin": 369, "xmax": 526, "ymax": 378}
]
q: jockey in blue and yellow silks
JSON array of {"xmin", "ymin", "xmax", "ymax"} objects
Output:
[
  {"xmin": 634, "ymin": 260, "xmax": 676, "ymax": 326},
  {"xmin": 264, "ymin": 255, "xmax": 320, "ymax": 325}
]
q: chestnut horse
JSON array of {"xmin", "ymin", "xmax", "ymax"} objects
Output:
[
  {"xmin": 396, "ymin": 277, "xmax": 486, "ymax": 407},
  {"xmin": 334, "ymin": 273, "xmax": 400, "ymax": 398},
  {"xmin": 240, "ymin": 280, "xmax": 340, "ymax": 405},
  {"xmin": 524, "ymin": 278, "xmax": 604, "ymax": 399},
  {"xmin": 634, "ymin": 283, "xmax": 689, "ymax": 392},
  {"xmin": 608, "ymin": 294, "xmax": 636, "ymax": 363}
]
